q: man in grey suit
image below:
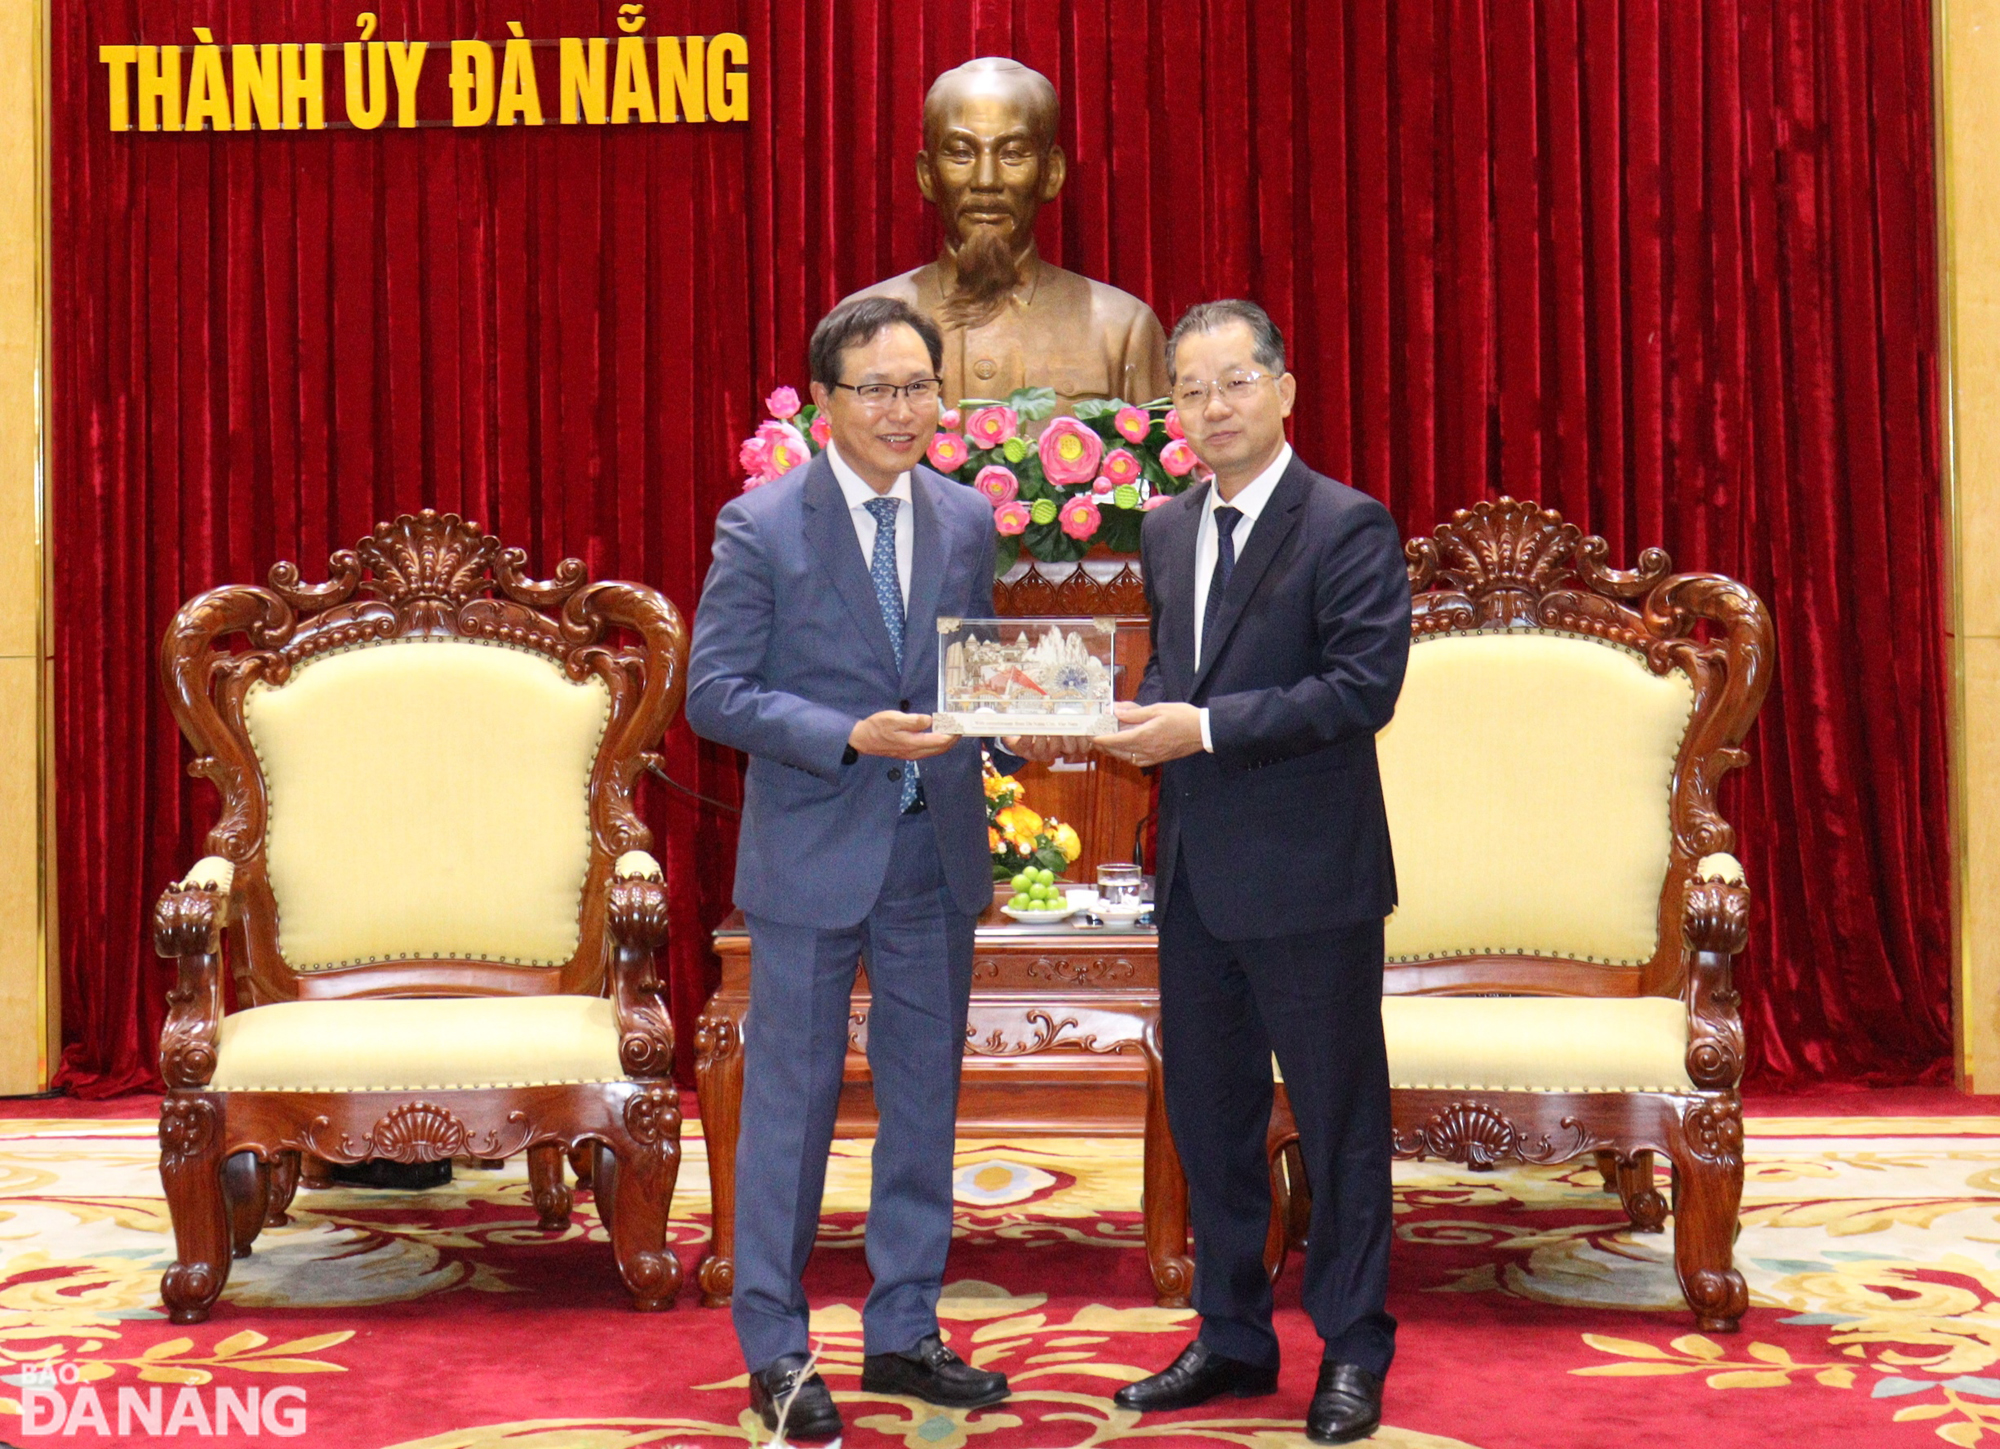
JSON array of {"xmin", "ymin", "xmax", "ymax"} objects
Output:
[{"xmin": 686, "ymin": 297, "xmax": 1024, "ymax": 1441}]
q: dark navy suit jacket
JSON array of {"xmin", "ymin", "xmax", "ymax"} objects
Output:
[
  {"xmin": 1135, "ymin": 454, "xmax": 1412, "ymax": 941},
  {"xmin": 686, "ymin": 451, "xmax": 1004, "ymax": 928}
]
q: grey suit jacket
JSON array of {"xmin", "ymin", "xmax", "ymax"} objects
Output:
[{"xmin": 686, "ymin": 450, "xmax": 1003, "ymax": 928}]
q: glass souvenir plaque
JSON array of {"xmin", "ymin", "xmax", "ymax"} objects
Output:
[{"xmin": 934, "ymin": 616, "xmax": 1119, "ymax": 736}]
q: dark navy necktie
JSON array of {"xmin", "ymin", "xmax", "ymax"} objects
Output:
[
  {"xmin": 1201, "ymin": 505, "xmax": 1244, "ymax": 669},
  {"xmin": 863, "ymin": 496, "xmax": 919, "ymax": 811}
]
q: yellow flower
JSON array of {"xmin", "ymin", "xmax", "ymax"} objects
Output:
[
  {"xmin": 995, "ymin": 804, "xmax": 1043, "ymax": 840},
  {"xmin": 983, "ymin": 772, "xmax": 1010, "ymax": 800},
  {"xmin": 1052, "ymin": 822, "xmax": 1081, "ymax": 863},
  {"xmin": 988, "ymin": 826, "xmax": 1003, "ymax": 853}
]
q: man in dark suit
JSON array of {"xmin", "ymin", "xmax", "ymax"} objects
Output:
[
  {"xmin": 686, "ymin": 298, "xmax": 1027, "ymax": 1441},
  {"xmin": 1093, "ymin": 300, "xmax": 1411, "ymax": 1445}
]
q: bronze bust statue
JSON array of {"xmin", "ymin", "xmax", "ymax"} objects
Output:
[{"xmin": 848, "ymin": 58, "xmax": 1170, "ymax": 411}]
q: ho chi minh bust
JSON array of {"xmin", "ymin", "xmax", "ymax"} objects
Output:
[{"xmin": 845, "ymin": 58, "xmax": 1169, "ymax": 412}]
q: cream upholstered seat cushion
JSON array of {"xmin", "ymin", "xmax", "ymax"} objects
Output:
[
  {"xmin": 1383, "ymin": 995, "xmax": 1693, "ymax": 1093},
  {"xmin": 1378, "ymin": 631, "xmax": 1694, "ymax": 965},
  {"xmin": 208, "ymin": 995, "xmax": 626, "ymax": 1091},
  {"xmin": 1269, "ymin": 997, "xmax": 1693, "ymax": 1094},
  {"xmin": 243, "ymin": 639, "xmax": 611, "ymax": 971}
]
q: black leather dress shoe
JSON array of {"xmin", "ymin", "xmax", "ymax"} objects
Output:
[
  {"xmin": 1307, "ymin": 1361, "xmax": 1383, "ymax": 1444},
  {"xmin": 1112, "ymin": 1340, "xmax": 1279, "ymax": 1413},
  {"xmin": 861, "ymin": 1333, "xmax": 1009, "ymax": 1408},
  {"xmin": 748, "ymin": 1354, "xmax": 843, "ymax": 1442}
]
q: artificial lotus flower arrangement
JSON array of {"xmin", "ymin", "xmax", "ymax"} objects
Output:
[
  {"xmin": 983, "ymin": 751, "xmax": 1083, "ymax": 881},
  {"xmin": 739, "ymin": 385, "xmax": 1210, "ymax": 571}
]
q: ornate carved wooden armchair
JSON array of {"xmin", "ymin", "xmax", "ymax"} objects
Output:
[
  {"xmin": 1146, "ymin": 498, "xmax": 1771, "ymax": 1331},
  {"xmin": 151, "ymin": 512, "xmax": 687, "ymax": 1324}
]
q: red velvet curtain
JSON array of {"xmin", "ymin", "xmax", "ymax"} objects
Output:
[{"xmin": 51, "ymin": 0, "xmax": 1948, "ymax": 1093}]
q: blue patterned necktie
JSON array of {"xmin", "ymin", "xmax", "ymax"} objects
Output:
[
  {"xmin": 1201, "ymin": 505, "xmax": 1244, "ymax": 670},
  {"xmin": 864, "ymin": 496, "xmax": 920, "ymax": 811}
]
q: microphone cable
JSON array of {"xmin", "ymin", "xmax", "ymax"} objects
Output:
[{"xmin": 646, "ymin": 760, "xmax": 742, "ymax": 817}]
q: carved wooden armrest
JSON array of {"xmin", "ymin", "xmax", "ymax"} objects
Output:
[
  {"xmin": 152, "ymin": 858, "xmax": 236, "ymax": 1090},
  {"xmin": 607, "ymin": 851, "xmax": 674, "ymax": 1079},
  {"xmin": 1683, "ymin": 852, "xmax": 1749, "ymax": 1090}
]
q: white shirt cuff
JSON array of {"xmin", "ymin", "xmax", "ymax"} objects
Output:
[{"xmin": 1199, "ymin": 707, "xmax": 1214, "ymax": 752}]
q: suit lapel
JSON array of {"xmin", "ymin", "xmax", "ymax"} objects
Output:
[
  {"xmin": 902, "ymin": 468, "xmax": 949, "ymax": 693},
  {"xmin": 1192, "ymin": 458, "xmax": 1311, "ymax": 697},
  {"xmin": 802, "ymin": 453, "xmax": 900, "ymax": 680},
  {"xmin": 1159, "ymin": 485, "xmax": 1206, "ymax": 701}
]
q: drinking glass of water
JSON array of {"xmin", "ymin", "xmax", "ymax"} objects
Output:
[{"xmin": 1096, "ymin": 863, "xmax": 1143, "ymax": 909}]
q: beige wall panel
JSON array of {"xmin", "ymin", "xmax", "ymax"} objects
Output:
[
  {"xmin": 1962, "ymin": 639, "xmax": 2000, "ymax": 1089},
  {"xmin": 0, "ymin": 658, "xmax": 40, "ymax": 1092},
  {"xmin": 0, "ymin": 0, "xmax": 37, "ymax": 660},
  {"xmin": 1946, "ymin": 1, "xmax": 2000, "ymax": 639}
]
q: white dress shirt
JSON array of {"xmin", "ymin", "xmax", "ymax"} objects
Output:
[
  {"xmin": 827, "ymin": 441, "xmax": 914, "ymax": 607},
  {"xmin": 1192, "ymin": 443, "xmax": 1293, "ymax": 751}
]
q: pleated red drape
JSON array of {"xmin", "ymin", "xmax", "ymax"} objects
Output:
[{"xmin": 50, "ymin": 0, "xmax": 1948, "ymax": 1093}]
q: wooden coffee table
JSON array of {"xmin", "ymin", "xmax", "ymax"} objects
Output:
[{"xmin": 694, "ymin": 904, "xmax": 1192, "ymax": 1309}]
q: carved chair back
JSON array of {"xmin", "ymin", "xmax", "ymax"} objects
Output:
[
  {"xmin": 160, "ymin": 511, "xmax": 687, "ymax": 1006},
  {"xmin": 1380, "ymin": 498, "xmax": 1770, "ymax": 1001}
]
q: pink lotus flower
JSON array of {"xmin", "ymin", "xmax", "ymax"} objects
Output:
[
  {"xmin": 1058, "ymin": 495, "xmax": 1102, "ymax": 540},
  {"xmin": 974, "ymin": 465, "xmax": 1019, "ymax": 506},
  {"xmin": 765, "ymin": 385, "xmax": 802, "ymax": 420},
  {"xmin": 964, "ymin": 405, "xmax": 1020, "ymax": 449},
  {"xmin": 739, "ymin": 434, "xmax": 772, "ymax": 478},
  {"xmin": 1165, "ymin": 410, "xmax": 1186, "ymax": 440},
  {"xmin": 1101, "ymin": 448, "xmax": 1143, "ymax": 486},
  {"xmin": 928, "ymin": 432, "xmax": 970, "ymax": 471},
  {"xmin": 757, "ymin": 420, "xmax": 812, "ymax": 475},
  {"xmin": 940, "ymin": 408, "xmax": 962, "ymax": 429},
  {"xmin": 1141, "ymin": 493, "xmax": 1173, "ymax": 510},
  {"xmin": 994, "ymin": 501, "xmax": 1031, "ymax": 535},
  {"xmin": 1091, "ymin": 474, "xmax": 1115, "ymax": 495},
  {"xmin": 1114, "ymin": 406, "xmax": 1151, "ymax": 443},
  {"xmin": 810, "ymin": 414, "xmax": 831, "ymax": 447},
  {"xmin": 1160, "ymin": 438, "xmax": 1199, "ymax": 477},
  {"xmin": 1038, "ymin": 416, "xmax": 1105, "ymax": 486}
]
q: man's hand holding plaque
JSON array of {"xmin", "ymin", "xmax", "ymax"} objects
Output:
[
  {"xmin": 1091, "ymin": 701, "xmax": 1207, "ymax": 769},
  {"xmin": 848, "ymin": 710, "xmax": 958, "ymax": 760},
  {"xmin": 1001, "ymin": 734, "xmax": 1072, "ymax": 763}
]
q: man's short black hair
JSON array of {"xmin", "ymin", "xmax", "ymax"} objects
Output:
[
  {"xmin": 1166, "ymin": 299, "xmax": 1286, "ymax": 384},
  {"xmin": 809, "ymin": 297, "xmax": 946, "ymax": 390}
]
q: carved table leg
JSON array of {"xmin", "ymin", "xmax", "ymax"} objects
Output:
[
  {"xmin": 224, "ymin": 1152, "xmax": 270, "ymax": 1259},
  {"xmin": 159, "ymin": 1097, "xmax": 231, "ymax": 1324},
  {"xmin": 568, "ymin": 1141, "xmax": 594, "ymax": 1190},
  {"xmin": 605, "ymin": 1084, "xmax": 683, "ymax": 1311},
  {"xmin": 1614, "ymin": 1150, "xmax": 1668, "ymax": 1233},
  {"xmin": 299, "ymin": 1154, "xmax": 333, "ymax": 1190},
  {"xmin": 1264, "ymin": 1101, "xmax": 1303, "ymax": 1285},
  {"xmin": 1262, "ymin": 1161, "xmax": 1290, "ymax": 1285},
  {"xmin": 1671, "ymin": 1097, "xmax": 1749, "ymax": 1332},
  {"xmin": 1140, "ymin": 1024, "xmax": 1194, "ymax": 1308},
  {"xmin": 694, "ymin": 1003, "xmax": 743, "ymax": 1308},
  {"xmin": 528, "ymin": 1142, "xmax": 572, "ymax": 1230},
  {"xmin": 1282, "ymin": 1141, "xmax": 1311, "ymax": 1252},
  {"xmin": 1594, "ymin": 1149, "xmax": 1621, "ymax": 1193},
  {"xmin": 264, "ymin": 1151, "xmax": 300, "ymax": 1227}
]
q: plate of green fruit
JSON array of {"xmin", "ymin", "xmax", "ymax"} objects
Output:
[{"xmin": 1000, "ymin": 868, "xmax": 1076, "ymax": 923}]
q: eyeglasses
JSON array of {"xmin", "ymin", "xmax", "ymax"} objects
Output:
[
  {"xmin": 1171, "ymin": 370, "xmax": 1281, "ymax": 410},
  {"xmin": 833, "ymin": 377, "xmax": 945, "ymax": 407}
]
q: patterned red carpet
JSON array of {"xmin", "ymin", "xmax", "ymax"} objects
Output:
[{"xmin": 2, "ymin": 1095, "xmax": 1997, "ymax": 1447}]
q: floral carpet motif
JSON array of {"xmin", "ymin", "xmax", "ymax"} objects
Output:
[{"xmin": 2, "ymin": 1105, "xmax": 1999, "ymax": 1445}]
